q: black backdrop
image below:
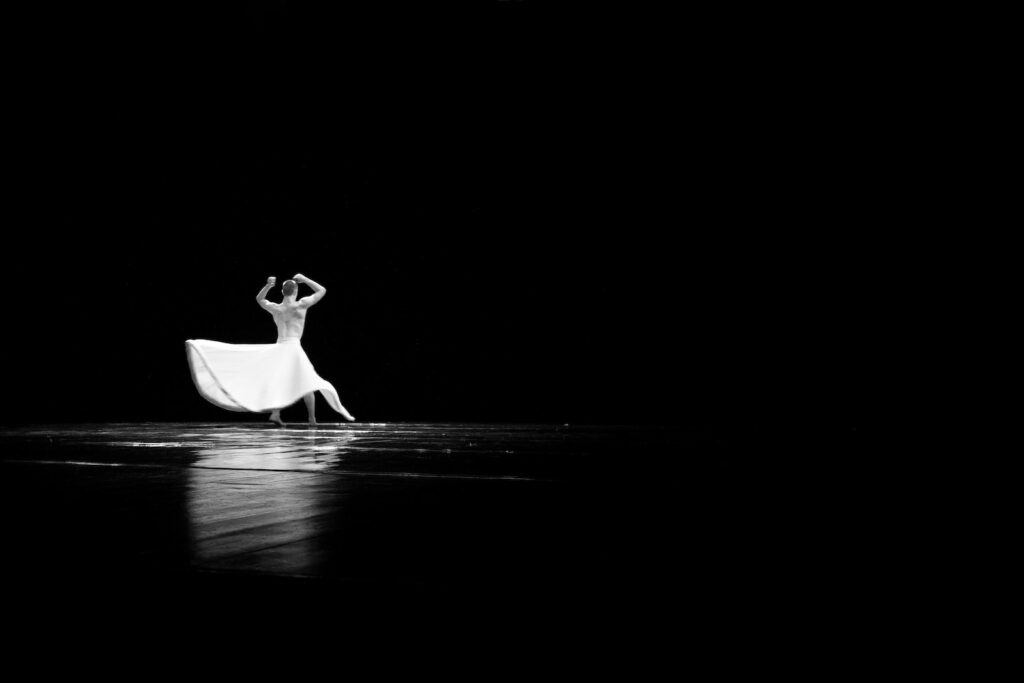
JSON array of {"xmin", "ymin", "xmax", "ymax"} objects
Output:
[{"xmin": 2, "ymin": 4, "xmax": 870, "ymax": 429}]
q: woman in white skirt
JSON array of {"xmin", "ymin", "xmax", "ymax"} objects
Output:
[{"xmin": 185, "ymin": 273, "xmax": 355, "ymax": 425}]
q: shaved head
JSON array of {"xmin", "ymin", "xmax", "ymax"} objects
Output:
[{"xmin": 282, "ymin": 280, "xmax": 298, "ymax": 297}]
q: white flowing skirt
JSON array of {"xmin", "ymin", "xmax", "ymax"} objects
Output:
[{"xmin": 185, "ymin": 338, "xmax": 348, "ymax": 415}]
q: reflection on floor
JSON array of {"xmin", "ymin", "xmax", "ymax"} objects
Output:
[
  {"xmin": 3, "ymin": 421, "xmax": 816, "ymax": 635},
  {"xmin": 0, "ymin": 421, "xmax": 871, "ymax": 651}
]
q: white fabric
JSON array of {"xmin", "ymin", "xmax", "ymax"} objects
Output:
[{"xmin": 185, "ymin": 338, "xmax": 348, "ymax": 415}]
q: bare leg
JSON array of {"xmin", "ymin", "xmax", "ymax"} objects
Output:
[
  {"xmin": 269, "ymin": 409, "xmax": 285, "ymax": 426},
  {"xmin": 304, "ymin": 392, "xmax": 317, "ymax": 425}
]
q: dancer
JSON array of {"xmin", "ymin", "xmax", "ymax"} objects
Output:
[{"xmin": 185, "ymin": 273, "xmax": 355, "ymax": 425}]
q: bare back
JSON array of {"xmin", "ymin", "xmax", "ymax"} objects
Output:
[
  {"xmin": 267, "ymin": 300, "xmax": 311, "ymax": 340},
  {"xmin": 258, "ymin": 274, "xmax": 327, "ymax": 341}
]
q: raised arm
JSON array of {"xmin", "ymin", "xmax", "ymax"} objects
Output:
[
  {"xmin": 257, "ymin": 276, "xmax": 277, "ymax": 311},
  {"xmin": 294, "ymin": 273, "xmax": 326, "ymax": 307}
]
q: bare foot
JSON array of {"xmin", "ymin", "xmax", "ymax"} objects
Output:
[
  {"xmin": 269, "ymin": 411, "xmax": 285, "ymax": 427},
  {"xmin": 308, "ymin": 418, "xmax": 318, "ymax": 426}
]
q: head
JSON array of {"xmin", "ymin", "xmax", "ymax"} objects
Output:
[{"xmin": 282, "ymin": 279, "xmax": 298, "ymax": 298}]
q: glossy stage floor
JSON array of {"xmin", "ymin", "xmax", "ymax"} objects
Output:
[{"xmin": 0, "ymin": 421, "xmax": 817, "ymax": 638}]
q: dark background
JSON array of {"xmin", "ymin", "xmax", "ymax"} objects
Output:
[{"xmin": 2, "ymin": 3, "xmax": 872, "ymax": 430}]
